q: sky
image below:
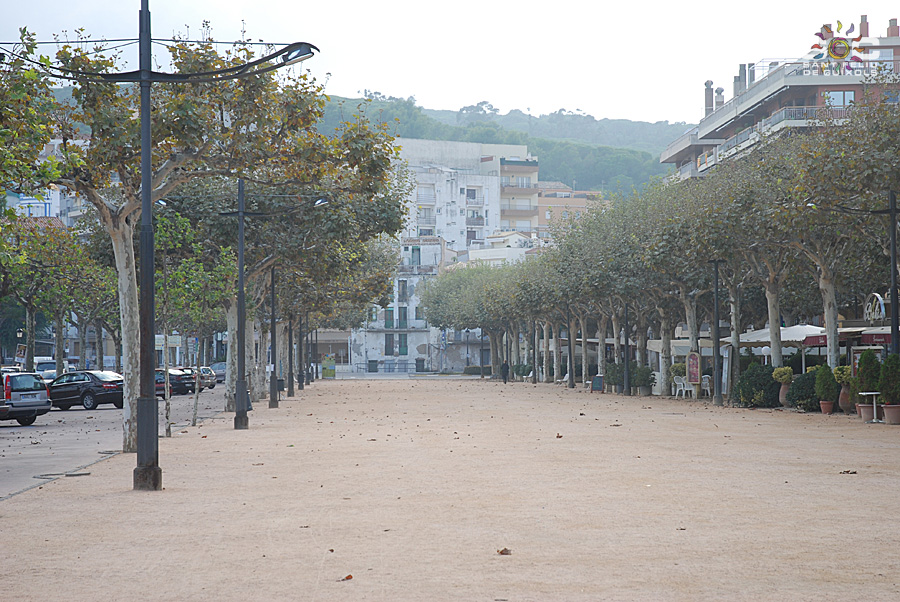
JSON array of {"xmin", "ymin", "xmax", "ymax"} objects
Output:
[{"xmin": 3, "ymin": 1, "xmax": 899, "ymax": 125}]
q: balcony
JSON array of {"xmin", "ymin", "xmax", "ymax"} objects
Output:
[
  {"xmin": 500, "ymin": 203, "xmax": 538, "ymax": 218},
  {"xmin": 398, "ymin": 264, "xmax": 438, "ymax": 275},
  {"xmin": 417, "ymin": 216, "xmax": 436, "ymax": 226},
  {"xmin": 465, "ymin": 195, "xmax": 484, "ymax": 206},
  {"xmin": 501, "ymin": 183, "xmax": 539, "ymax": 195},
  {"xmin": 465, "ymin": 216, "xmax": 485, "ymax": 227}
]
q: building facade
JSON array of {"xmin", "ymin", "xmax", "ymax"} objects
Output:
[{"xmin": 661, "ymin": 15, "xmax": 900, "ymax": 179}]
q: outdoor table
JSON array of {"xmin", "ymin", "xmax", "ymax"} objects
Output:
[{"xmin": 859, "ymin": 391, "xmax": 883, "ymax": 423}]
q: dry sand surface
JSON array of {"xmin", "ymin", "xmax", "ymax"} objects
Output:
[{"xmin": 3, "ymin": 378, "xmax": 900, "ymax": 601}]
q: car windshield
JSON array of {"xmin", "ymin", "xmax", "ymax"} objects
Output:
[
  {"xmin": 9, "ymin": 374, "xmax": 46, "ymax": 391},
  {"xmin": 94, "ymin": 371, "xmax": 123, "ymax": 381}
]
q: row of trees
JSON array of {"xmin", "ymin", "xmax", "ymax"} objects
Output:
[
  {"xmin": 420, "ymin": 79, "xmax": 900, "ymax": 394},
  {"xmin": 1, "ymin": 28, "xmax": 410, "ymax": 450}
]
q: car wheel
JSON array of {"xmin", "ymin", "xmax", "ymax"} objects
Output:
[
  {"xmin": 113, "ymin": 400, "xmax": 123, "ymax": 409},
  {"xmin": 82, "ymin": 393, "xmax": 98, "ymax": 410},
  {"xmin": 208, "ymin": 383, "xmax": 215, "ymax": 389},
  {"xmin": 58, "ymin": 404, "xmax": 72, "ymax": 411},
  {"xmin": 198, "ymin": 387, "xmax": 204, "ymax": 393},
  {"xmin": 16, "ymin": 416, "xmax": 36, "ymax": 426}
]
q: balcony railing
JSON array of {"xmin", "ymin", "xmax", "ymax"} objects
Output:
[
  {"xmin": 465, "ymin": 216, "xmax": 485, "ymax": 227},
  {"xmin": 398, "ymin": 264, "xmax": 438, "ymax": 275},
  {"xmin": 465, "ymin": 196, "xmax": 484, "ymax": 206},
  {"xmin": 417, "ymin": 216, "xmax": 436, "ymax": 226}
]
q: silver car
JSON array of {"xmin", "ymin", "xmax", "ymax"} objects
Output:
[{"xmin": 2, "ymin": 372, "xmax": 51, "ymax": 426}]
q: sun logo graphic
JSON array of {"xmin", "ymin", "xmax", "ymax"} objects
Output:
[{"xmin": 810, "ymin": 21, "xmax": 865, "ymax": 71}]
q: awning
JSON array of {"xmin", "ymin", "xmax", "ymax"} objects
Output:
[
  {"xmin": 802, "ymin": 327, "xmax": 868, "ymax": 347},
  {"xmin": 862, "ymin": 327, "xmax": 891, "ymax": 345},
  {"xmin": 733, "ymin": 324, "xmax": 825, "ymax": 349}
]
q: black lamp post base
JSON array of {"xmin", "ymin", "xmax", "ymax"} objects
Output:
[
  {"xmin": 133, "ymin": 465, "xmax": 162, "ymax": 491},
  {"xmin": 234, "ymin": 414, "xmax": 249, "ymax": 429}
]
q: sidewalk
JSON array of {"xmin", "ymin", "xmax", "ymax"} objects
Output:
[{"xmin": 5, "ymin": 379, "xmax": 900, "ymax": 601}]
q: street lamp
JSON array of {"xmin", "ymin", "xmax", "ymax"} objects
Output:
[{"xmin": 465, "ymin": 329, "xmax": 470, "ymax": 367}]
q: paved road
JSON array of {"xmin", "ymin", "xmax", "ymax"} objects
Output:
[{"xmin": 0, "ymin": 387, "xmax": 228, "ymax": 500}]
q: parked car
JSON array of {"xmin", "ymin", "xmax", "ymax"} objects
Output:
[
  {"xmin": 175, "ymin": 367, "xmax": 198, "ymax": 394},
  {"xmin": 48, "ymin": 370, "xmax": 124, "ymax": 411},
  {"xmin": 210, "ymin": 361, "xmax": 226, "ymax": 383},
  {"xmin": 199, "ymin": 366, "xmax": 216, "ymax": 390},
  {"xmin": 40, "ymin": 369, "xmax": 60, "ymax": 385},
  {"xmin": 155, "ymin": 368, "xmax": 190, "ymax": 397},
  {"xmin": 1, "ymin": 372, "xmax": 51, "ymax": 426}
]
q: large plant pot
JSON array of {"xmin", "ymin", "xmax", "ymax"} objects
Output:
[
  {"xmin": 615, "ymin": 384, "xmax": 624, "ymax": 394},
  {"xmin": 884, "ymin": 404, "xmax": 900, "ymax": 425},
  {"xmin": 838, "ymin": 384, "xmax": 853, "ymax": 413},
  {"xmin": 859, "ymin": 404, "xmax": 885, "ymax": 421},
  {"xmin": 819, "ymin": 400, "xmax": 835, "ymax": 415},
  {"xmin": 779, "ymin": 382, "xmax": 791, "ymax": 407},
  {"xmin": 637, "ymin": 385, "xmax": 651, "ymax": 397}
]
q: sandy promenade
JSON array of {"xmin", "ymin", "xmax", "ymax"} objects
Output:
[{"xmin": 3, "ymin": 378, "xmax": 900, "ymax": 601}]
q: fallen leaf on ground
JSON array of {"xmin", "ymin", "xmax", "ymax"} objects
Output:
[
  {"xmin": 610, "ymin": 424, "xmax": 622, "ymax": 427},
  {"xmin": 338, "ymin": 574, "xmax": 352, "ymax": 581},
  {"xmin": 497, "ymin": 547, "xmax": 512, "ymax": 555},
  {"xmin": 840, "ymin": 470, "xmax": 857, "ymax": 474}
]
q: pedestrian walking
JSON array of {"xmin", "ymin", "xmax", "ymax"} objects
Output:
[{"xmin": 501, "ymin": 361, "xmax": 509, "ymax": 384}]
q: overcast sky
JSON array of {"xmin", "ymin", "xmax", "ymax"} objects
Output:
[{"xmin": 3, "ymin": 1, "xmax": 898, "ymax": 125}]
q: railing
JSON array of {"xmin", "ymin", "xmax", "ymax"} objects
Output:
[
  {"xmin": 398, "ymin": 321, "xmax": 408, "ymax": 329},
  {"xmin": 416, "ymin": 192, "xmax": 436, "ymax": 204},
  {"xmin": 501, "ymin": 183, "xmax": 538, "ymax": 189},
  {"xmin": 417, "ymin": 216, "xmax": 436, "ymax": 226},
  {"xmin": 465, "ymin": 216, "xmax": 485, "ymax": 227},
  {"xmin": 465, "ymin": 196, "xmax": 484, "ymax": 206},
  {"xmin": 501, "ymin": 203, "xmax": 536, "ymax": 211},
  {"xmin": 398, "ymin": 264, "xmax": 438, "ymax": 275},
  {"xmin": 718, "ymin": 126, "xmax": 756, "ymax": 155}
]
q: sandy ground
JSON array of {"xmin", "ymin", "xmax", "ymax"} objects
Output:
[{"xmin": 3, "ymin": 378, "xmax": 900, "ymax": 601}]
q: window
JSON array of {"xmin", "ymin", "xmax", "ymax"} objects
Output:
[
  {"xmin": 398, "ymin": 334, "xmax": 408, "ymax": 356},
  {"xmin": 459, "ymin": 187, "xmax": 465, "ymax": 195},
  {"xmin": 436, "ymin": 207, "xmax": 441, "ymax": 214},
  {"xmin": 411, "ymin": 247, "xmax": 421, "ymax": 265},
  {"xmin": 823, "ymin": 90, "xmax": 855, "ymax": 106},
  {"xmin": 466, "ymin": 188, "xmax": 477, "ymax": 200},
  {"xmin": 398, "ymin": 280, "xmax": 408, "ymax": 302},
  {"xmin": 546, "ymin": 210, "xmax": 552, "ymax": 219},
  {"xmin": 415, "ymin": 306, "xmax": 423, "ymax": 320},
  {"xmin": 516, "ymin": 176, "xmax": 531, "ymax": 187},
  {"xmin": 418, "ymin": 228, "xmax": 433, "ymax": 237},
  {"xmin": 385, "ymin": 334, "xmax": 394, "ymax": 355},
  {"xmin": 467, "ymin": 230, "xmax": 477, "ymax": 241},
  {"xmin": 384, "ymin": 309, "xmax": 394, "ymax": 329},
  {"xmin": 459, "ymin": 208, "xmax": 465, "ymax": 216},
  {"xmin": 398, "ymin": 307, "xmax": 408, "ymax": 329}
]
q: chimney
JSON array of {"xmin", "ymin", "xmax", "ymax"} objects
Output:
[
  {"xmin": 748, "ymin": 64, "xmax": 756, "ymax": 86},
  {"xmin": 704, "ymin": 80, "xmax": 714, "ymax": 116},
  {"xmin": 715, "ymin": 87, "xmax": 725, "ymax": 110},
  {"xmin": 860, "ymin": 15, "xmax": 869, "ymax": 37},
  {"xmin": 733, "ymin": 75, "xmax": 741, "ymax": 97},
  {"xmin": 822, "ymin": 24, "xmax": 833, "ymax": 40},
  {"xmin": 740, "ymin": 64, "xmax": 747, "ymax": 91},
  {"xmin": 890, "ymin": 18, "xmax": 899, "ymax": 37}
]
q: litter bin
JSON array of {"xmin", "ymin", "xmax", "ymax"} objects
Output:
[
  {"xmin": 368, "ymin": 360, "xmax": 379, "ymax": 373},
  {"xmin": 277, "ymin": 378, "xmax": 285, "ymax": 392}
]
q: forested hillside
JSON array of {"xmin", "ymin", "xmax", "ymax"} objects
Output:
[{"xmin": 321, "ymin": 96, "xmax": 685, "ymax": 192}]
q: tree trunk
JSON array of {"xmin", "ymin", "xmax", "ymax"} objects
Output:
[
  {"xmin": 597, "ymin": 314, "xmax": 609, "ymax": 380},
  {"xmin": 679, "ymin": 289, "xmax": 700, "ymax": 353},
  {"xmin": 224, "ymin": 299, "xmax": 237, "ymax": 412},
  {"xmin": 512, "ymin": 322, "xmax": 521, "ymax": 366},
  {"xmin": 818, "ymin": 270, "xmax": 840, "ymax": 368},
  {"xmin": 94, "ymin": 320, "xmax": 105, "ymax": 369},
  {"xmin": 728, "ymin": 282, "xmax": 742, "ymax": 397},
  {"xmin": 107, "ymin": 218, "xmax": 140, "ymax": 453},
  {"xmin": 77, "ymin": 318, "xmax": 87, "ymax": 370},
  {"xmin": 55, "ymin": 313, "xmax": 65, "ymax": 375},
  {"xmin": 611, "ymin": 312, "xmax": 621, "ymax": 365},
  {"xmin": 660, "ymin": 311, "xmax": 672, "ymax": 396},
  {"xmin": 636, "ymin": 312, "xmax": 648, "ymax": 366},
  {"xmin": 764, "ymin": 281, "xmax": 784, "ymax": 368},
  {"xmin": 163, "ymin": 330, "xmax": 171, "ymax": 438},
  {"xmin": 542, "ymin": 321, "xmax": 552, "ymax": 383},
  {"xmin": 579, "ymin": 313, "xmax": 589, "ymax": 384},
  {"xmin": 553, "ymin": 323, "xmax": 562, "ymax": 382}
]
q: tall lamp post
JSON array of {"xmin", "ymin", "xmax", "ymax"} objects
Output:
[
  {"xmin": 709, "ymin": 259, "xmax": 724, "ymax": 406},
  {"xmin": 55, "ymin": 0, "xmax": 319, "ymax": 490},
  {"xmin": 622, "ymin": 303, "xmax": 630, "ymax": 396}
]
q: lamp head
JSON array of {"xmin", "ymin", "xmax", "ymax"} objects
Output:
[
  {"xmin": 313, "ymin": 198, "xmax": 328, "ymax": 207},
  {"xmin": 282, "ymin": 42, "xmax": 319, "ymax": 67}
]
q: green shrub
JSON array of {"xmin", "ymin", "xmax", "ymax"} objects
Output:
[
  {"xmin": 633, "ymin": 365, "xmax": 656, "ymax": 387},
  {"xmin": 879, "ymin": 354, "xmax": 900, "ymax": 405},
  {"xmin": 814, "ymin": 364, "xmax": 839, "ymax": 402},
  {"xmin": 833, "ymin": 366, "xmax": 852, "ymax": 385},
  {"xmin": 785, "ymin": 351, "xmax": 826, "ymax": 374},
  {"xmin": 787, "ymin": 368, "xmax": 819, "ymax": 411},
  {"xmin": 463, "ymin": 366, "xmax": 492, "ymax": 376},
  {"xmin": 772, "ymin": 367, "xmax": 794, "ymax": 384},
  {"xmin": 606, "ymin": 362, "xmax": 623, "ymax": 386},
  {"xmin": 670, "ymin": 363, "xmax": 686, "ymax": 378},
  {"xmin": 857, "ymin": 350, "xmax": 882, "ymax": 393},
  {"xmin": 733, "ymin": 363, "xmax": 781, "ymax": 408}
]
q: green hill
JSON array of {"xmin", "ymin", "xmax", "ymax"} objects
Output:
[{"xmin": 322, "ymin": 96, "xmax": 687, "ymax": 192}]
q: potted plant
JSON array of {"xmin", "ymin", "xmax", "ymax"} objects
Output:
[
  {"xmin": 833, "ymin": 366, "xmax": 853, "ymax": 413},
  {"xmin": 633, "ymin": 366, "xmax": 656, "ymax": 397},
  {"xmin": 814, "ymin": 363, "xmax": 839, "ymax": 415},
  {"xmin": 879, "ymin": 354, "xmax": 900, "ymax": 425},
  {"xmin": 857, "ymin": 350, "xmax": 883, "ymax": 421},
  {"xmin": 772, "ymin": 366, "xmax": 794, "ymax": 408},
  {"xmin": 606, "ymin": 362, "xmax": 623, "ymax": 394}
]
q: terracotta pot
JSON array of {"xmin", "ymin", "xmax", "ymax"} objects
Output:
[
  {"xmin": 838, "ymin": 384, "xmax": 853, "ymax": 413},
  {"xmin": 779, "ymin": 382, "xmax": 791, "ymax": 407},
  {"xmin": 856, "ymin": 402, "xmax": 862, "ymax": 417},
  {"xmin": 859, "ymin": 404, "xmax": 886, "ymax": 421},
  {"xmin": 884, "ymin": 404, "xmax": 900, "ymax": 425},
  {"xmin": 819, "ymin": 400, "xmax": 835, "ymax": 415}
]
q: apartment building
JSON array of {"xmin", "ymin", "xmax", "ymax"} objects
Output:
[{"xmin": 661, "ymin": 15, "xmax": 900, "ymax": 178}]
